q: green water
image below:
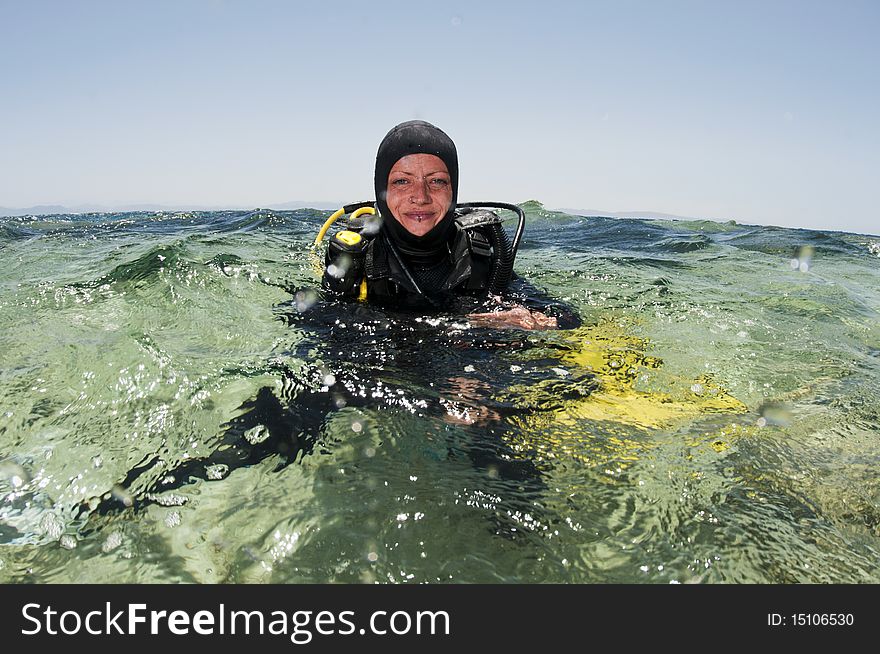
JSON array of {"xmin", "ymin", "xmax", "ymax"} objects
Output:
[{"xmin": 1, "ymin": 205, "xmax": 878, "ymax": 583}]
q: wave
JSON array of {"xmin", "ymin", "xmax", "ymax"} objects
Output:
[
  {"xmin": 100, "ymin": 243, "xmax": 188, "ymax": 285},
  {"xmin": 719, "ymin": 225, "xmax": 867, "ymax": 257}
]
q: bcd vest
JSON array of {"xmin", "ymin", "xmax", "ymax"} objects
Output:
[{"xmin": 323, "ymin": 209, "xmax": 513, "ymax": 308}]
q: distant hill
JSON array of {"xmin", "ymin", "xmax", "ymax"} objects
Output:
[
  {"xmin": 553, "ymin": 207, "xmax": 719, "ymax": 222},
  {"xmin": 0, "ymin": 203, "xmax": 238, "ymax": 216},
  {"xmin": 263, "ymin": 200, "xmax": 344, "ymax": 211},
  {"xmin": 0, "ymin": 201, "xmax": 343, "ymax": 217},
  {"xmin": 0, "ymin": 204, "xmax": 74, "ymax": 216}
]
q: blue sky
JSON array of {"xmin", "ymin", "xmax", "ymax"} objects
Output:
[{"xmin": 1, "ymin": 0, "xmax": 878, "ymax": 234}]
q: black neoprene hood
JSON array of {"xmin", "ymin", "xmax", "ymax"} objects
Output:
[{"xmin": 374, "ymin": 120, "xmax": 459, "ymax": 230}]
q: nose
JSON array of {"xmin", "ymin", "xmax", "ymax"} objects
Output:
[{"xmin": 411, "ymin": 179, "xmax": 431, "ymax": 204}]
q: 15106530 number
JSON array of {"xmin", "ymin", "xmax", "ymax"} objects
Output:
[{"xmin": 768, "ymin": 613, "xmax": 854, "ymax": 627}]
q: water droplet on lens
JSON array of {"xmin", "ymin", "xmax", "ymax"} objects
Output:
[
  {"xmin": 330, "ymin": 254, "xmax": 352, "ymax": 279},
  {"xmin": 111, "ymin": 484, "xmax": 133, "ymax": 507},
  {"xmin": 361, "ymin": 216, "xmax": 382, "ymax": 235},
  {"xmin": 758, "ymin": 402, "xmax": 792, "ymax": 427},
  {"xmin": 792, "ymin": 245, "xmax": 813, "ymax": 273},
  {"xmin": 0, "ymin": 460, "xmax": 29, "ymax": 488},
  {"xmin": 294, "ymin": 289, "xmax": 318, "ymax": 312}
]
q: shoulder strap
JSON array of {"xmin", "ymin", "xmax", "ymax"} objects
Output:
[{"xmin": 454, "ymin": 208, "xmax": 504, "ymax": 230}]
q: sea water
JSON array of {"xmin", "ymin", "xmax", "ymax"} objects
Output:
[{"xmin": 1, "ymin": 202, "xmax": 878, "ymax": 583}]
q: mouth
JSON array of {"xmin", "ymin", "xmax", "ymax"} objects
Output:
[{"xmin": 403, "ymin": 212, "xmax": 437, "ymax": 223}]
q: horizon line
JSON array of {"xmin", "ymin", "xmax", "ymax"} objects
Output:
[{"xmin": 1, "ymin": 202, "xmax": 877, "ymax": 238}]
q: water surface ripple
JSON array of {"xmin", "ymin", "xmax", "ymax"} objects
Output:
[{"xmin": 1, "ymin": 203, "xmax": 878, "ymax": 583}]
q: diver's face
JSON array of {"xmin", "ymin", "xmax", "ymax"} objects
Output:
[{"xmin": 385, "ymin": 154, "xmax": 452, "ymax": 237}]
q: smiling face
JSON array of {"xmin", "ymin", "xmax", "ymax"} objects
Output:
[{"xmin": 385, "ymin": 154, "xmax": 453, "ymax": 237}]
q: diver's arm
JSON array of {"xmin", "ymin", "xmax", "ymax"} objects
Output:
[
  {"xmin": 505, "ymin": 274, "xmax": 582, "ymax": 329},
  {"xmin": 467, "ymin": 305, "xmax": 559, "ymax": 330},
  {"xmin": 466, "ymin": 274, "xmax": 582, "ymax": 330}
]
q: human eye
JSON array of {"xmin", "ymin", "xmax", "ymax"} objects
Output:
[
  {"xmin": 390, "ymin": 177, "xmax": 409, "ymax": 186},
  {"xmin": 428, "ymin": 177, "xmax": 449, "ymax": 188}
]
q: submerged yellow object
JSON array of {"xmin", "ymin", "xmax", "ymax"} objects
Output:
[{"xmin": 501, "ymin": 318, "xmax": 750, "ymax": 467}]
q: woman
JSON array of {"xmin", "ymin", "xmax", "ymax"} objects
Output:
[{"xmin": 323, "ymin": 120, "xmax": 575, "ymax": 330}]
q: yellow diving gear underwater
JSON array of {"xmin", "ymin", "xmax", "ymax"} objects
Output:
[{"xmin": 499, "ymin": 318, "xmax": 750, "ymax": 469}]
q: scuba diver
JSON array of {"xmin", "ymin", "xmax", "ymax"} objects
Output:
[
  {"xmin": 320, "ymin": 120, "xmax": 579, "ymax": 330},
  {"xmin": 76, "ymin": 121, "xmax": 580, "ymax": 540}
]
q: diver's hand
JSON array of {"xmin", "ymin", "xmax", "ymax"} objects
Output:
[
  {"xmin": 440, "ymin": 377, "xmax": 500, "ymax": 425},
  {"xmin": 467, "ymin": 305, "xmax": 558, "ymax": 330}
]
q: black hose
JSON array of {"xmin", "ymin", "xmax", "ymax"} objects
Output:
[
  {"xmin": 457, "ymin": 202, "xmax": 525, "ymax": 293},
  {"xmin": 487, "ymin": 220, "xmax": 514, "ymax": 293},
  {"xmin": 457, "ymin": 202, "xmax": 526, "ymax": 260},
  {"xmin": 342, "ymin": 200, "xmax": 375, "ymax": 214}
]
